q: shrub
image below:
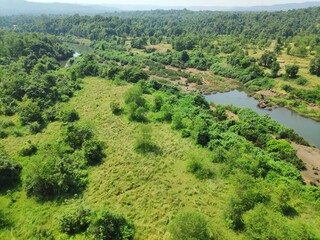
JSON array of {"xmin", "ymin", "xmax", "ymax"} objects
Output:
[
  {"xmin": 25, "ymin": 157, "xmax": 87, "ymax": 199},
  {"xmin": 19, "ymin": 98, "xmax": 43, "ymax": 125},
  {"xmin": 28, "ymin": 121, "xmax": 42, "ymax": 134},
  {"xmin": 0, "ymin": 145, "xmax": 22, "ymax": 189},
  {"xmin": 59, "ymin": 206, "xmax": 91, "ymax": 235},
  {"xmin": 134, "ymin": 125, "xmax": 160, "ymax": 154},
  {"xmin": 87, "ymin": 210, "xmax": 135, "ymax": 240},
  {"xmin": 83, "ymin": 140, "xmax": 106, "ymax": 165},
  {"xmin": 187, "ymin": 159, "xmax": 214, "ymax": 180},
  {"xmin": 296, "ymin": 76, "xmax": 308, "ymax": 85},
  {"xmin": 168, "ymin": 211, "xmax": 211, "ymax": 240},
  {"xmin": 0, "ymin": 160, "xmax": 22, "ymax": 189},
  {"xmin": 62, "ymin": 123, "xmax": 94, "ymax": 149},
  {"xmin": 60, "ymin": 109, "xmax": 80, "ymax": 122},
  {"xmin": 19, "ymin": 142, "xmax": 38, "ymax": 156},
  {"xmin": 285, "ymin": 64, "xmax": 299, "ymax": 78},
  {"xmin": 110, "ymin": 100, "xmax": 122, "ymax": 115}
]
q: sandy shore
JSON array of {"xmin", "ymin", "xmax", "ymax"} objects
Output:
[{"xmin": 292, "ymin": 143, "xmax": 320, "ymax": 186}]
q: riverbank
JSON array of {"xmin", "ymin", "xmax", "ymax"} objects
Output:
[{"xmin": 292, "ymin": 143, "xmax": 320, "ymax": 186}]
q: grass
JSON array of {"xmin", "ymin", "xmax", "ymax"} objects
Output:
[{"xmin": 0, "ymin": 77, "xmax": 235, "ymax": 239}]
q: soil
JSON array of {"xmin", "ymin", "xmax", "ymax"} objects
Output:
[{"xmin": 292, "ymin": 143, "xmax": 320, "ymax": 186}]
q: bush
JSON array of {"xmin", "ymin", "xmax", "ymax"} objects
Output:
[
  {"xmin": 110, "ymin": 100, "xmax": 122, "ymax": 115},
  {"xmin": 60, "ymin": 109, "xmax": 80, "ymax": 122},
  {"xmin": 62, "ymin": 123, "xmax": 94, "ymax": 149},
  {"xmin": 0, "ymin": 160, "xmax": 22, "ymax": 189},
  {"xmin": 59, "ymin": 206, "xmax": 91, "ymax": 235},
  {"xmin": 187, "ymin": 159, "xmax": 214, "ymax": 180},
  {"xmin": 19, "ymin": 98, "xmax": 43, "ymax": 125},
  {"xmin": 19, "ymin": 142, "xmax": 38, "ymax": 156},
  {"xmin": 168, "ymin": 211, "xmax": 211, "ymax": 240},
  {"xmin": 87, "ymin": 210, "xmax": 135, "ymax": 240},
  {"xmin": 0, "ymin": 145, "xmax": 22, "ymax": 189},
  {"xmin": 285, "ymin": 64, "xmax": 299, "ymax": 78},
  {"xmin": 296, "ymin": 76, "xmax": 308, "ymax": 85},
  {"xmin": 83, "ymin": 140, "xmax": 106, "ymax": 165},
  {"xmin": 25, "ymin": 157, "xmax": 87, "ymax": 199}
]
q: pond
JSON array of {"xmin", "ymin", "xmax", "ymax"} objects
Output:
[{"xmin": 205, "ymin": 90, "xmax": 320, "ymax": 148}]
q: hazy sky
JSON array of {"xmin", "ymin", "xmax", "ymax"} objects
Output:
[{"xmin": 28, "ymin": 0, "xmax": 314, "ymax": 7}]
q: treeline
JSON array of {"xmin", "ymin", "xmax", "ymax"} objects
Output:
[
  {"xmin": 1, "ymin": 7, "xmax": 320, "ymax": 43},
  {"xmin": 0, "ymin": 30, "xmax": 80, "ymax": 135}
]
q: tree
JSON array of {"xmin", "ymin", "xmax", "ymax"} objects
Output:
[
  {"xmin": 271, "ymin": 61, "xmax": 280, "ymax": 78},
  {"xmin": 181, "ymin": 51, "xmax": 189, "ymax": 63},
  {"xmin": 285, "ymin": 64, "xmax": 299, "ymax": 78},
  {"xmin": 168, "ymin": 211, "xmax": 211, "ymax": 240},
  {"xmin": 19, "ymin": 98, "xmax": 43, "ymax": 125},
  {"xmin": 62, "ymin": 123, "xmax": 94, "ymax": 149},
  {"xmin": 259, "ymin": 51, "xmax": 277, "ymax": 68},
  {"xmin": 82, "ymin": 140, "xmax": 106, "ymax": 165},
  {"xmin": 87, "ymin": 210, "xmax": 135, "ymax": 240},
  {"xmin": 310, "ymin": 56, "xmax": 320, "ymax": 76}
]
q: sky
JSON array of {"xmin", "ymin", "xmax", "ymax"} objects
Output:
[{"xmin": 27, "ymin": 0, "xmax": 314, "ymax": 7}]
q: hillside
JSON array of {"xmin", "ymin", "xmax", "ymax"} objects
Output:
[{"xmin": 0, "ymin": 8, "xmax": 320, "ymax": 240}]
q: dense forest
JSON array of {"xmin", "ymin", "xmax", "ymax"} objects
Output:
[{"xmin": 0, "ymin": 7, "xmax": 320, "ymax": 240}]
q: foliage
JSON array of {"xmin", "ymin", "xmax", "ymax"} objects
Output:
[
  {"xmin": 285, "ymin": 64, "xmax": 299, "ymax": 78},
  {"xmin": 83, "ymin": 140, "xmax": 106, "ymax": 165},
  {"xmin": 87, "ymin": 210, "xmax": 135, "ymax": 240},
  {"xmin": 59, "ymin": 205, "xmax": 91, "ymax": 235},
  {"xmin": 25, "ymin": 155, "xmax": 87, "ymax": 199},
  {"xmin": 310, "ymin": 56, "xmax": 320, "ymax": 76},
  {"xmin": 62, "ymin": 123, "xmax": 94, "ymax": 149},
  {"xmin": 19, "ymin": 141, "xmax": 38, "ymax": 156},
  {"xmin": 187, "ymin": 158, "xmax": 214, "ymax": 180},
  {"xmin": 0, "ymin": 146, "xmax": 22, "ymax": 189},
  {"xmin": 168, "ymin": 211, "xmax": 211, "ymax": 240}
]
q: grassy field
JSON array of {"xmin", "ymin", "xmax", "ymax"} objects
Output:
[{"xmin": 0, "ymin": 77, "xmax": 238, "ymax": 239}]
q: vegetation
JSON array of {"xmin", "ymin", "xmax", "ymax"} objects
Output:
[{"xmin": 0, "ymin": 6, "xmax": 320, "ymax": 240}]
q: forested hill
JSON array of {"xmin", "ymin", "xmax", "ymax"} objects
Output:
[{"xmin": 1, "ymin": 7, "xmax": 320, "ymax": 40}]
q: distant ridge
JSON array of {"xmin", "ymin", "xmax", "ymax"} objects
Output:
[
  {"xmin": 0, "ymin": 0, "xmax": 118, "ymax": 16},
  {"xmin": 1, "ymin": 0, "xmax": 320, "ymax": 16}
]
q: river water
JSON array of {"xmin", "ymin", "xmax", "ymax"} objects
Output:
[{"xmin": 205, "ymin": 90, "xmax": 320, "ymax": 148}]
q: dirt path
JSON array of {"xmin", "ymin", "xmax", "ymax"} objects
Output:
[{"xmin": 292, "ymin": 143, "xmax": 320, "ymax": 186}]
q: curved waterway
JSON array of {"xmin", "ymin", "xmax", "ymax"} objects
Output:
[{"xmin": 205, "ymin": 90, "xmax": 320, "ymax": 148}]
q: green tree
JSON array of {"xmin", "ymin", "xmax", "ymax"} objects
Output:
[
  {"xmin": 87, "ymin": 210, "xmax": 135, "ymax": 240},
  {"xmin": 285, "ymin": 64, "xmax": 299, "ymax": 78},
  {"xmin": 310, "ymin": 56, "xmax": 320, "ymax": 76},
  {"xmin": 271, "ymin": 61, "xmax": 280, "ymax": 78},
  {"xmin": 82, "ymin": 140, "xmax": 106, "ymax": 165}
]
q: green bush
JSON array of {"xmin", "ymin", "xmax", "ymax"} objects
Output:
[
  {"xmin": 0, "ymin": 145, "xmax": 22, "ymax": 189},
  {"xmin": 87, "ymin": 210, "xmax": 135, "ymax": 240},
  {"xmin": 285, "ymin": 64, "xmax": 299, "ymax": 78},
  {"xmin": 25, "ymin": 157, "xmax": 87, "ymax": 199},
  {"xmin": 187, "ymin": 159, "xmax": 214, "ymax": 180},
  {"xmin": 62, "ymin": 123, "xmax": 94, "ymax": 149},
  {"xmin": 60, "ymin": 109, "xmax": 80, "ymax": 122},
  {"xmin": 168, "ymin": 211, "xmax": 211, "ymax": 240},
  {"xmin": 110, "ymin": 100, "xmax": 122, "ymax": 115},
  {"xmin": 59, "ymin": 206, "xmax": 91, "ymax": 235},
  {"xmin": 83, "ymin": 140, "xmax": 106, "ymax": 165},
  {"xmin": 296, "ymin": 76, "xmax": 308, "ymax": 85},
  {"xmin": 19, "ymin": 142, "xmax": 38, "ymax": 156}
]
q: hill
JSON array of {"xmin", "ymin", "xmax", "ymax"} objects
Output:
[{"xmin": 0, "ymin": 0, "xmax": 118, "ymax": 16}]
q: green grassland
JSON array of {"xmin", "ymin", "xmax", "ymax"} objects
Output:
[{"xmin": 0, "ymin": 78, "xmax": 237, "ymax": 239}]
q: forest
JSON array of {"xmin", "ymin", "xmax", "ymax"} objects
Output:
[{"xmin": 0, "ymin": 7, "xmax": 320, "ymax": 240}]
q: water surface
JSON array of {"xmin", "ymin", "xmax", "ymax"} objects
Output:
[{"xmin": 205, "ymin": 90, "xmax": 320, "ymax": 148}]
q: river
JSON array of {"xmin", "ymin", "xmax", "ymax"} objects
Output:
[{"xmin": 205, "ymin": 90, "xmax": 320, "ymax": 148}]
